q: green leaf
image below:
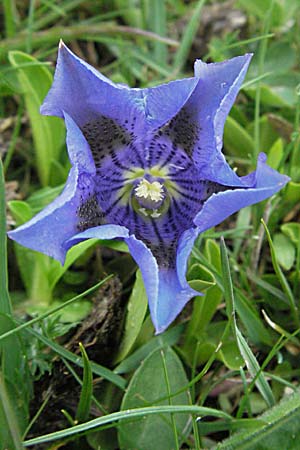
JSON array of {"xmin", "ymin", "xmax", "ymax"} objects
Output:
[
  {"xmin": 192, "ymin": 286, "xmax": 222, "ymax": 335},
  {"xmin": 267, "ymin": 138, "xmax": 283, "ymax": 170},
  {"xmin": 235, "ymin": 291, "xmax": 272, "ymax": 346},
  {"xmin": 233, "ymin": 207, "xmax": 252, "ymax": 256},
  {"xmin": 246, "ymin": 83, "xmax": 293, "ymax": 107},
  {"xmin": 9, "ymin": 197, "xmax": 97, "ymax": 303},
  {"xmin": 7, "ymin": 200, "xmax": 33, "ymax": 226},
  {"xmin": 8, "ymin": 51, "xmax": 65, "ymax": 186},
  {"xmin": 8, "ymin": 200, "xmax": 46, "ymax": 306},
  {"xmin": 273, "ymin": 233, "xmax": 295, "ymax": 271},
  {"xmin": 283, "ymin": 181, "xmax": 300, "ymax": 206},
  {"xmin": 48, "ymin": 239, "xmax": 98, "ymax": 290},
  {"xmin": 262, "ymin": 219, "xmax": 299, "ymax": 327},
  {"xmin": 114, "ymin": 270, "xmax": 148, "ymax": 364},
  {"xmin": 183, "ymin": 285, "xmax": 223, "ymax": 362},
  {"xmin": 223, "ymin": 115, "xmax": 254, "ymax": 157},
  {"xmin": 217, "ymin": 389, "xmax": 300, "ymax": 449},
  {"xmin": 247, "ymin": 115, "xmax": 278, "ymax": 154},
  {"xmin": 27, "ymin": 184, "xmax": 64, "ymax": 213},
  {"xmin": 50, "ymin": 299, "xmax": 92, "ymax": 323},
  {"xmin": 14, "ymin": 244, "xmax": 52, "ymax": 304},
  {"xmin": 187, "ymin": 263, "xmax": 216, "ymax": 291},
  {"xmin": 114, "ymin": 324, "xmax": 184, "ymax": 375},
  {"xmin": 281, "ymin": 222, "xmax": 300, "ymax": 245},
  {"xmin": 118, "ymin": 347, "xmax": 190, "ymax": 450},
  {"xmin": 245, "ymin": 41, "xmax": 299, "ymax": 108},
  {"xmin": 218, "ymin": 341, "xmax": 244, "ymax": 370},
  {"xmin": 76, "ymin": 343, "xmax": 93, "ymax": 423},
  {"xmin": 98, "ymin": 239, "xmax": 129, "ymax": 253}
]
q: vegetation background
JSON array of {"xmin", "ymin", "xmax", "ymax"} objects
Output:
[{"xmin": 1, "ymin": 0, "xmax": 300, "ymax": 448}]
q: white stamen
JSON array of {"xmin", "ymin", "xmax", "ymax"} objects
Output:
[
  {"xmin": 138, "ymin": 207, "xmax": 148, "ymax": 217},
  {"xmin": 151, "ymin": 210, "xmax": 161, "ymax": 218},
  {"xmin": 135, "ymin": 179, "xmax": 164, "ymax": 203}
]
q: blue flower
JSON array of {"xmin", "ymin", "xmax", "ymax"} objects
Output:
[{"xmin": 8, "ymin": 42, "xmax": 289, "ymax": 334}]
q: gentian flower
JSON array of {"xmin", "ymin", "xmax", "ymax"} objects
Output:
[{"xmin": 8, "ymin": 42, "xmax": 289, "ymax": 333}]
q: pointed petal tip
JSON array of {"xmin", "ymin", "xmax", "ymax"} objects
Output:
[
  {"xmin": 194, "ymin": 52, "xmax": 253, "ymax": 77},
  {"xmin": 150, "ymin": 269, "xmax": 198, "ymax": 335},
  {"xmin": 257, "ymin": 152, "xmax": 291, "ymax": 187},
  {"xmin": 7, "ymin": 227, "xmax": 66, "ymax": 266},
  {"xmin": 58, "ymin": 39, "xmax": 67, "ymax": 50},
  {"xmin": 154, "ymin": 323, "xmax": 168, "ymax": 335},
  {"xmin": 58, "ymin": 40, "xmax": 74, "ymax": 57},
  {"xmin": 258, "ymin": 152, "xmax": 267, "ymax": 163}
]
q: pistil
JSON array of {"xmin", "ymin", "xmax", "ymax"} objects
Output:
[{"xmin": 133, "ymin": 178, "xmax": 168, "ymax": 218}]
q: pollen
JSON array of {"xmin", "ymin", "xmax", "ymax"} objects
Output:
[{"xmin": 135, "ymin": 179, "xmax": 164, "ymax": 203}]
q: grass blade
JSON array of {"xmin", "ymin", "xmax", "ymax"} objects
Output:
[
  {"xmin": 0, "ymin": 276, "xmax": 112, "ymax": 343},
  {"xmin": 253, "ymin": 2, "xmax": 274, "ymax": 162},
  {"xmin": 1, "ymin": 24, "xmax": 179, "ymax": 57},
  {"xmin": 114, "ymin": 269, "xmax": 148, "ymax": 364},
  {"xmin": 173, "ymin": 0, "xmax": 206, "ymax": 72},
  {"xmin": 76, "ymin": 343, "xmax": 93, "ymax": 423},
  {"xmin": 23, "ymin": 405, "xmax": 230, "ymax": 446},
  {"xmin": 3, "ymin": 0, "xmax": 17, "ymax": 38},
  {"xmin": 220, "ymin": 237, "xmax": 236, "ymax": 338},
  {"xmin": 235, "ymin": 328, "xmax": 275, "ymax": 408},
  {"xmin": 218, "ymin": 388, "xmax": 300, "ymax": 449},
  {"xmin": 0, "ymin": 159, "xmax": 12, "ymax": 316},
  {"xmin": 220, "ymin": 237, "xmax": 275, "ymax": 408},
  {"xmin": 149, "ymin": 0, "xmax": 167, "ymax": 65},
  {"xmin": 160, "ymin": 349, "xmax": 180, "ymax": 450},
  {"xmin": 262, "ymin": 219, "xmax": 299, "ymax": 327},
  {"xmin": 0, "ymin": 159, "xmax": 32, "ymax": 439},
  {"xmin": 24, "ymin": 326, "xmax": 126, "ymax": 390},
  {"xmin": 0, "ymin": 374, "xmax": 23, "ymax": 450}
]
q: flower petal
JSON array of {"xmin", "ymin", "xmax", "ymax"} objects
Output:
[
  {"xmin": 194, "ymin": 154, "xmax": 290, "ymax": 231},
  {"xmin": 8, "ymin": 114, "xmax": 96, "ymax": 264},
  {"xmin": 144, "ymin": 77, "xmax": 198, "ymax": 129},
  {"xmin": 176, "ymin": 227, "xmax": 200, "ymax": 286},
  {"xmin": 154, "ymin": 267, "xmax": 197, "ymax": 334},
  {"xmin": 126, "ymin": 234, "xmax": 197, "ymax": 334},
  {"xmin": 67, "ymin": 226, "xmax": 196, "ymax": 334},
  {"xmin": 41, "ymin": 41, "xmax": 145, "ymax": 133},
  {"xmin": 64, "ymin": 224, "xmax": 130, "ymax": 250},
  {"xmin": 165, "ymin": 54, "xmax": 252, "ymax": 185},
  {"xmin": 194, "ymin": 54, "xmax": 252, "ymax": 152},
  {"xmin": 64, "ymin": 112, "xmax": 95, "ymax": 172}
]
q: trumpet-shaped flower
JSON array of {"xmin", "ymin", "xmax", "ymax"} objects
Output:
[{"xmin": 8, "ymin": 43, "xmax": 289, "ymax": 333}]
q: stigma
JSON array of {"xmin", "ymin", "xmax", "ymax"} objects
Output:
[
  {"xmin": 135, "ymin": 179, "xmax": 164, "ymax": 203},
  {"xmin": 133, "ymin": 178, "xmax": 168, "ymax": 218}
]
